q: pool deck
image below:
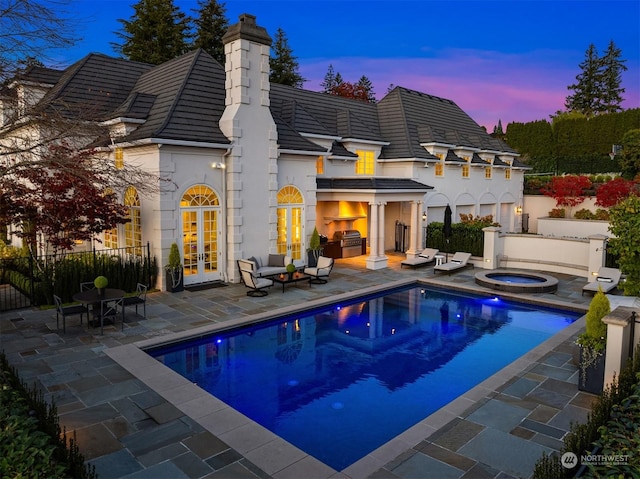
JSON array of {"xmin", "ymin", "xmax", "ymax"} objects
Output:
[{"xmin": 1, "ymin": 253, "xmax": 634, "ymax": 479}]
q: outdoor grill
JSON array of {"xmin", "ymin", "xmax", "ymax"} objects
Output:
[{"xmin": 334, "ymin": 230, "xmax": 362, "ymax": 258}]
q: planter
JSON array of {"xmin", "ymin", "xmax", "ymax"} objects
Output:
[
  {"xmin": 578, "ymin": 346, "xmax": 605, "ymax": 394},
  {"xmin": 165, "ymin": 268, "xmax": 184, "ymax": 293},
  {"xmin": 307, "ymin": 248, "xmax": 323, "ymax": 268}
]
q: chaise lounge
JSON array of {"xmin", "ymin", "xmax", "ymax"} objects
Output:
[
  {"xmin": 582, "ymin": 267, "xmax": 621, "ymax": 296},
  {"xmin": 434, "ymin": 252, "xmax": 473, "ymax": 275},
  {"xmin": 400, "ymin": 248, "xmax": 440, "ymax": 269}
]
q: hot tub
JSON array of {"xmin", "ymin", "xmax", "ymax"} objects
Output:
[{"xmin": 475, "ymin": 270, "xmax": 558, "ymax": 293}]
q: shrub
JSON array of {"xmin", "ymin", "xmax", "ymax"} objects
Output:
[
  {"xmin": 574, "ymin": 208, "xmax": 595, "ymax": 220},
  {"xmin": 0, "ymin": 352, "xmax": 97, "ymax": 478},
  {"xmin": 549, "ymin": 208, "xmax": 566, "ymax": 218},
  {"xmin": 594, "ymin": 208, "xmax": 610, "ymax": 220}
]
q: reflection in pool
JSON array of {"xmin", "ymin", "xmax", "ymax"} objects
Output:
[{"xmin": 149, "ymin": 284, "xmax": 579, "ymax": 470}]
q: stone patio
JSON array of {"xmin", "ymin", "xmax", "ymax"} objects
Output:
[{"xmin": 0, "ymin": 253, "xmax": 606, "ymax": 479}]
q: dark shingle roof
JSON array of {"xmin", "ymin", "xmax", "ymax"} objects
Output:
[
  {"xmin": 19, "ymin": 66, "xmax": 64, "ymax": 85},
  {"xmin": 317, "ymin": 178, "xmax": 433, "ymax": 191},
  {"xmin": 117, "ymin": 49, "xmax": 228, "ymax": 144},
  {"xmin": 470, "ymin": 153, "xmax": 489, "ymax": 166},
  {"xmin": 41, "ymin": 53, "xmax": 153, "ymax": 120},
  {"xmin": 27, "ymin": 49, "xmax": 520, "ymax": 159},
  {"xmin": 377, "ymin": 87, "xmax": 518, "ymax": 159}
]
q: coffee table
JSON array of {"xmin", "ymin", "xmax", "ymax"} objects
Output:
[{"xmin": 271, "ymin": 273, "xmax": 311, "ymax": 293}]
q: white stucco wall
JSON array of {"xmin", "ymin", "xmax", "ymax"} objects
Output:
[{"xmin": 523, "ymin": 195, "xmax": 601, "ymax": 233}]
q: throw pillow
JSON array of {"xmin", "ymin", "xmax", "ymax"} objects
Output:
[{"xmin": 268, "ymin": 254, "xmax": 285, "ymax": 267}]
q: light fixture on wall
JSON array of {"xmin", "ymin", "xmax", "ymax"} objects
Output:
[
  {"xmin": 422, "ymin": 211, "xmax": 427, "ymax": 221},
  {"xmin": 211, "ymin": 162, "xmax": 226, "ymax": 169},
  {"xmin": 515, "ymin": 205, "xmax": 522, "ymax": 215}
]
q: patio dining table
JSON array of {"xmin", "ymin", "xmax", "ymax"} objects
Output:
[{"xmin": 73, "ymin": 288, "xmax": 126, "ymax": 331}]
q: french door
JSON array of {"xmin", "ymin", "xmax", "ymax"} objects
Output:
[
  {"xmin": 276, "ymin": 186, "xmax": 304, "ymax": 260},
  {"xmin": 181, "ymin": 186, "xmax": 221, "ymax": 285}
]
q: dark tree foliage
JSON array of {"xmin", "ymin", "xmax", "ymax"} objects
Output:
[
  {"xmin": 505, "ymin": 109, "xmax": 640, "ymax": 174},
  {"xmin": 357, "ymin": 75, "xmax": 376, "ymax": 103},
  {"xmin": 269, "ymin": 27, "xmax": 304, "ymax": 88},
  {"xmin": 566, "ymin": 44, "xmax": 602, "ymax": 117},
  {"xmin": 113, "ymin": 0, "xmax": 192, "ymax": 64},
  {"xmin": 565, "ymin": 41, "xmax": 627, "ymax": 117},
  {"xmin": 192, "ymin": 0, "xmax": 228, "ymax": 65},
  {"xmin": 600, "ymin": 40, "xmax": 628, "ymax": 114},
  {"xmin": 618, "ymin": 129, "xmax": 640, "ymax": 180},
  {"xmin": 321, "ymin": 64, "xmax": 339, "ymax": 93}
]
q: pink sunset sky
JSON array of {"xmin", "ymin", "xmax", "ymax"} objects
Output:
[{"xmin": 48, "ymin": 0, "xmax": 640, "ymax": 132}]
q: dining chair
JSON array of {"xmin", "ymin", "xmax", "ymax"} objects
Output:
[
  {"xmin": 123, "ymin": 283, "xmax": 147, "ymax": 318},
  {"xmin": 53, "ymin": 295, "xmax": 85, "ymax": 334},
  {"xmin": 80, "ymin": 282, "xmax": 95, "ymax": 291},
  {"xmin": 95, "ymin": 297, "xmax": 124, "ymax": 335}
]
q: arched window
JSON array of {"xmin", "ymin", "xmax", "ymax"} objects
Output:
[
  {"xmin": 124, "ymin": 186, "xmax": 141, "ymax": 253},
  {"xmin": 181, "ymin": 185, "xmax": 220, "ymax": 207}
]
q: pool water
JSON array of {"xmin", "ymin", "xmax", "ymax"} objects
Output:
[
  {"xmin": 149, "ymin": 285, "xmax": 580, "ymax": 471},
  {"xmin": 487, "ymin": 274, "xmax": 546, "ymax": 284}
]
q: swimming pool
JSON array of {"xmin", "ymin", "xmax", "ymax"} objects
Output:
[{"xmin": 148, "ymin": 284, "xmax": 580, "ymax": 471}]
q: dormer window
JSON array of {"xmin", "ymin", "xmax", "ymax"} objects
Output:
[
  {"xmin": 316, "ymin": 156, "xmax": 324, "ymax": 175},
  {"xmin": 505, "ymin": 168, "xmax": 511, "ymax": 180},
  {"xmin": 434, "ymin": 153, "xmax": 444, "ymax": 177},
  {"xmin": 462, "ymin": 156, "xmax": 470, "ymax": 178},
  {"xmin": 355, "ymin": 150, "xmax": 374, "ymax": 175},
  {"xmin": 115, "ymin": 148, "xmax": 124, "ymax": 169},
  {"xmin": 485, "ymin": 166, "xmax": 492, "ymax": 179}
]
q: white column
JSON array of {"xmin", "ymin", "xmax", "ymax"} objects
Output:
[
  {"xmin": 368, "ymin": 202, "xmax": 378, "ymax": 257},
  {"xmin": 406, "ymin": 201, "xmax": 420, "ymax": 258},
  {"xmin": 378, "ymin": 202, "xmax": 386, "ymax": 257},
  {"xmin": 603, "ymin": 306, "xmax": 637, "ymax": 388},
  {"xmin": 367, "ymin": 202, "xmax": 389, "ymax": 270}
]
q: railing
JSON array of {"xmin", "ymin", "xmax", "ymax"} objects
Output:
[{"xmin": 0, "ymin": 243, "xmax": 155, "ymax": 310}]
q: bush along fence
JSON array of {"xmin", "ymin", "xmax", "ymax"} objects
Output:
[
  {"xmin": 532, "ymin": 344, "xmax": 640, "ymax": 478},
  {"xmin": 0, "ymin": 351, "xmax": 97, "ymax": 478},
  {"xmin": 0, "ymin": 243, "xmax": 157, "ymax": 308},
  {"xmin": 425, "ymin": 222, "xmax": 485, "ymax": 258}
]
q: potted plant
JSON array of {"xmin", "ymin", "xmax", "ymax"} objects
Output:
[
  {"xmin": 576, "ymin": 287, "xmax": 610, "ymax": 393},
  {"xmin": 94, "ymin": 275, "xmax": 108, "ymax": 297},
  {"xmin": 165, "ymin": 242, "xmax": 184, "ymax": 292},
  {"xmin": 286, "ymin": 262, "xmax": 296, "ymax": 280},
  {"xmin": 307, "ymin": 226, "xmax": 323, "ymax": 267}
]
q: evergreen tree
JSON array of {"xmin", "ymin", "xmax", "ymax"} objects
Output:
[
  {"xmin": 565, "ymin": 44, "xmax": 603, "ymax": 117},
  {"xmin": 113, "ymin": 0, "xmax": 192, "ymax": 65},
  {"xmin": 269, "ymin": 27, "xmax": 304, "ymax": 88},
  {"xmin": 321, "ymin": 64, "xmax": 338, "ymax": 93},
  {"xmin": 600, "ymin": 40, "xmax": 627, "ymax": 114},
  {"xmin": 192, "ymin": 0, "xmax": 228, "ymax": 65},
  {"xmin": 357, "ymin": 75, "xmax": 376, "ymax": 103}
]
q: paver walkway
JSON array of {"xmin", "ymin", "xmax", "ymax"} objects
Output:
[{"xmin": 0, "ymin": 253, "xmax": 614, "ymax": 478}]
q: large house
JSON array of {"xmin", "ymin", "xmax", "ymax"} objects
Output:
[{"xmin": 0, "ymin": 14, "xmax": 527, "ymax": 290}]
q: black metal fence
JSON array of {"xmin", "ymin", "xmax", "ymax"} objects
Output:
[{"xmin": 0, "ymin": 243, "xmax": 155, "ymax": 311}]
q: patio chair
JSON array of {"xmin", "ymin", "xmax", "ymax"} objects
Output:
[
  {"xmin": 123, "ymin": 283, "xmax": 147, "ymax": 318},
  {"xmin": 304, "ymin": 256, "xmax": 334, "ymax": 284},
  {"xmin": 434, "ymin": 252, "xmax": 473, "ymax": 275},
  {"xmin": 93, "ymin": 297, "xmax": 124, "ymax": 334},
  {"xmin": 238, "ymin": 259, "xmax": 273, "ymax": 296},
  {"xmin": 53, "ymin": 295, "xmax": 86, "ymax": 334},
  {"xmin": 80, "ymin": 282, "xmax": 95, "ymax": 291},
  {"xmin": 400, "ymin": 248, "xmax": 439, "ymax": 269},
  {"xmin": 582, "ymin": 267, "xmax": 621, "ymax": 296}
]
